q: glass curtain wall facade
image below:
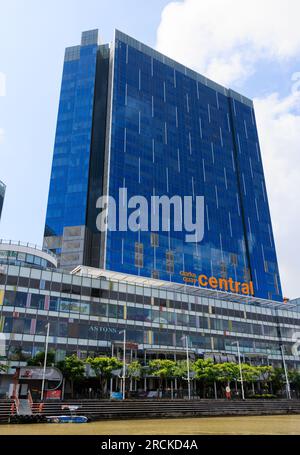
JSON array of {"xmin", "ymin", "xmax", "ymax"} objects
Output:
[
  {"xmin": 0, "ymin": 181, "xmax": 6, "ymax": 220},
  {"xmin": 44, "ymin": 30, "xmax": 282, "ymax": 302},
  {"xmin": 44, "ymin": 30, "xmax": 109, "ymax": 270}
]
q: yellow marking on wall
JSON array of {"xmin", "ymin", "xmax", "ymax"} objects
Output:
[{"xmin": 0, "ymin": 290, "xmax": 4, "ymax": 306}]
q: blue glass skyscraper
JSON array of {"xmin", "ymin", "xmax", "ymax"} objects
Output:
[
  {"xmin": 44, "ymin": 30, "xmax": 283, "ymax": 302},
  {"xmin": 0, "ymin": 180, "xmax": 5, "ymax": 221}
]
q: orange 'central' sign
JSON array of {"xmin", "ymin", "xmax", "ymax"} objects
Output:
[{"xmin": 180, "ymin": 271, "xmax": 254, "ymax": 296}]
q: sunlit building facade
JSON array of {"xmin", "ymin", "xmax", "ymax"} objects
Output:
[{"xmin": 0, "ymin": 181, "xmax": 5, "ymax": 221}]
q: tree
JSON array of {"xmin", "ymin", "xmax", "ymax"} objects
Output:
[
  {"xmin": 255, "ymin": 365, "xmax": 274, "ymax": 393},
  {"xmin": 288, "ymin": 370, "xmax": 300, "ymax": 397},
  {"xmin": 86, "ymin": 356, "xmax": 122, "ymax": 397},
  {"xmin": 193, "ymin": 359, "xmax": 219, "ymax": 398},
  {"xmin": 57, "ymin": 355, "xmax": 85, "ymax": 398},
  {"xmin": 127, "ymin": 360, "xmax": 142, "ymax": 380},
  {"xmin": 127, "ymin": 360, "xmax": 143, "ymax": 394},
  {"xmin": 27, "ymin": 350, "xmax": 55, "ymax": 366},
  {"xmin": 148, "ymin": 359, "xmax": 176, "ymax": 394},
  {"xmin": 270, "ymin": 368, "xmax": 285, "ymax": 395},
  {"xmin": 172, "ymin": 360, "xmax": 195, "ymax": 397},
  {"xmin": 214, "ymin": 362, "xmax": 239, "ymax": 384},
  {"xmin": 214, "ymin": 362, "xmax": 240, "ymax": 396},
  {"xmin": 173, "ymin": 360, "xmax": 190, "ymax": 379}
]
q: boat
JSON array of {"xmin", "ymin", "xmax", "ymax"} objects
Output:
[
  {"xmin": 46, "ymin": 415, "xmax": 88, "ymax": 424},
  {"xmin": 46, "ymin": 405, "xmax": 88, "ymax": 424}
]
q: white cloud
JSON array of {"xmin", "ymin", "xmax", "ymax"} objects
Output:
[
  {"xmin": 0, "ymin": 128, "xmax": 4, "ymax": 144},
  {"xmin": 254, "ymin": 79, "xmax": 300, "ymax": 299},
  {"xmin": 156, "ymin": 0, "xmax": 300, "ymax": 86}
]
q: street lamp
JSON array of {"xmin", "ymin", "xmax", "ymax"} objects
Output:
[
  {"xmin": 182, "ymin": 335, "xmax": 191, "ymax": 400},
  {"xmin": 280, "ymin": 344, "xmax": 291, "ymax": 400},
  {"xmin": 41, "ymin": 322, "xmax": 50, "ymax": 401},
  {"xmin": 119, "ymin": 329, "xmax": 126, "ymax": 400},
  {"xmin": 231, "ymin": 340, "xmax": 245, "ymax": 400}
]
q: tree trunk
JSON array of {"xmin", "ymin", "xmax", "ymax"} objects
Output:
[
  {"xmin": 100, "ymin": 377, "xmax": 105, "ymax": 398},
  {"xmin": 214, "ymin": 381, "xmax": 217, "ymax": 400}
]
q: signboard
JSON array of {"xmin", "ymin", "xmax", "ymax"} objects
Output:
[
  {"xmin": 180, "ymin": 271, "xmax": 254, "ymax": 296},
  {"xmin": 45, "ymin": 390, "xmax": 61, "ymax": 400},
  {"xmin": 110, "ymin": 392, "xmax": 123, "ymax": 400},
  {"xmin": 19, "ymin": 366, "xmax": 63, "ymax": 382},
  {"xmin": 113, "ymin": 342, "xmax": 139, "ymax": 350}
]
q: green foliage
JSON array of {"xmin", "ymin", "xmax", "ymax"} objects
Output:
[
  {"xmin": 22, "ymin": 350, "xmax": 299, "ymax": 399},
  {"xmin": 172, "ymin": 360, "xmax": 193, "ymax": 379},
  {"xmin": 148, "ymin": 359, "xmax": 176, "ymax": 379},
  {"xmin": 193, "ymin": 358, "xmax": 218, "ymax": 383},
  {"xmin": 248, "ymin": 394, "xmax": 277, "ymax": 399},
  {"xmin": 213, "ymin": 362, "xmax": 240, "ymax": 383},
  {"xmin": 127, "ymin": 361, "xmax": 142, "ymax": 379},
  {"xmin": 27, "ymin": 350, "xmax": 55, "ymax": 367},
  {"xmin": 57, "ymin": 354, "xmax": 85, "ymax": 398},
  {"xmin": 270, "ymin": 367, "xmax": 285, "ymax": 393},
  {"xmin": 256, "ymin": 365, "xmax": 274, "ymax": 382},
  {"xmin": 193, "ymin": 361, "xmax": 274, "ymax": 388},
  {"xmin": 57, "ymin": 355, "xmax": 85, "ymax": 382},
  {"xmin": 239, "ymin": 364, "xmax": 257, "ymax": 382},
  {"xmin": 86, "ymin": 356, "xmax": 122, "ymax": 378},
  {"xmin": 288, "ymin": 370, "xmax": 300, "ymax": 391}
]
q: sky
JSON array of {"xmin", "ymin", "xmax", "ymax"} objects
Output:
[{"xmin": 0, "ymin": 0, "xmax": 299, "ymax": 298}]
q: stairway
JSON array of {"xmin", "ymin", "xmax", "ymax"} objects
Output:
[
  {"xmin": 17, "ymin": 399, "xmax": 32, "ymax": 416},
  {"xmin": 0, "ymin": 400, "xmax": 13, "ymax": 423},
  {"xmin": 35, "ymin": 399, "xmax": 300, "ymax": 421},
  {"xmin": 1, "ymin": 398, "xmax": 300, "ymax": 423}
]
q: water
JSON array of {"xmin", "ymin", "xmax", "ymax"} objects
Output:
[{"xmin": 1, "ymin": 415, "xmax": 300, "ymax": 435}]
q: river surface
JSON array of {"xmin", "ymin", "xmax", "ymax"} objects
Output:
[{"xmin": 1, "ymin": 415, "xmax": 300, "ymax": 435}]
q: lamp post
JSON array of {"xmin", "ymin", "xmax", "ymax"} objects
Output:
[
  {"xmin": 181, "ymin": 335, "xmax": 191, "ymax": 400},
  {"xmin": 119, "ymin": 329, "xmax": 126, "ymax": 400},
  {"xmin": 40, "ymin": 322, "xmax": 50, "ymax": 401},
  {"xmin": 231, "ymin": 340, "xmax": 245, "ymax": 400},
  {"xmin": 110, "ymin": 343, "xmax": 114, "ymax": 397},
  {"xmin": 280, "ymin": 345, "xmax": 291, "ymax": 400}
]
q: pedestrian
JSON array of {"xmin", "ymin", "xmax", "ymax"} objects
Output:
[{"xmin": 225, "ymin": 385, "xmax": 231, "ymax": 400}]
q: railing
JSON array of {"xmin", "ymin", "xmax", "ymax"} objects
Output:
[
  {"xmin": 12, "ymin": 396, "xmax": 20, "ymax": 416},
  {"xmin": 28, "ymin": 390, "xmax": 45, "ymax": 415},
  {"xmin": 0, "ymin": 239, "xmax": 57, "ymax": 260},
  {"xmin": 28, "ymin": 390, "xmax": 33, "ymax": 409}
]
